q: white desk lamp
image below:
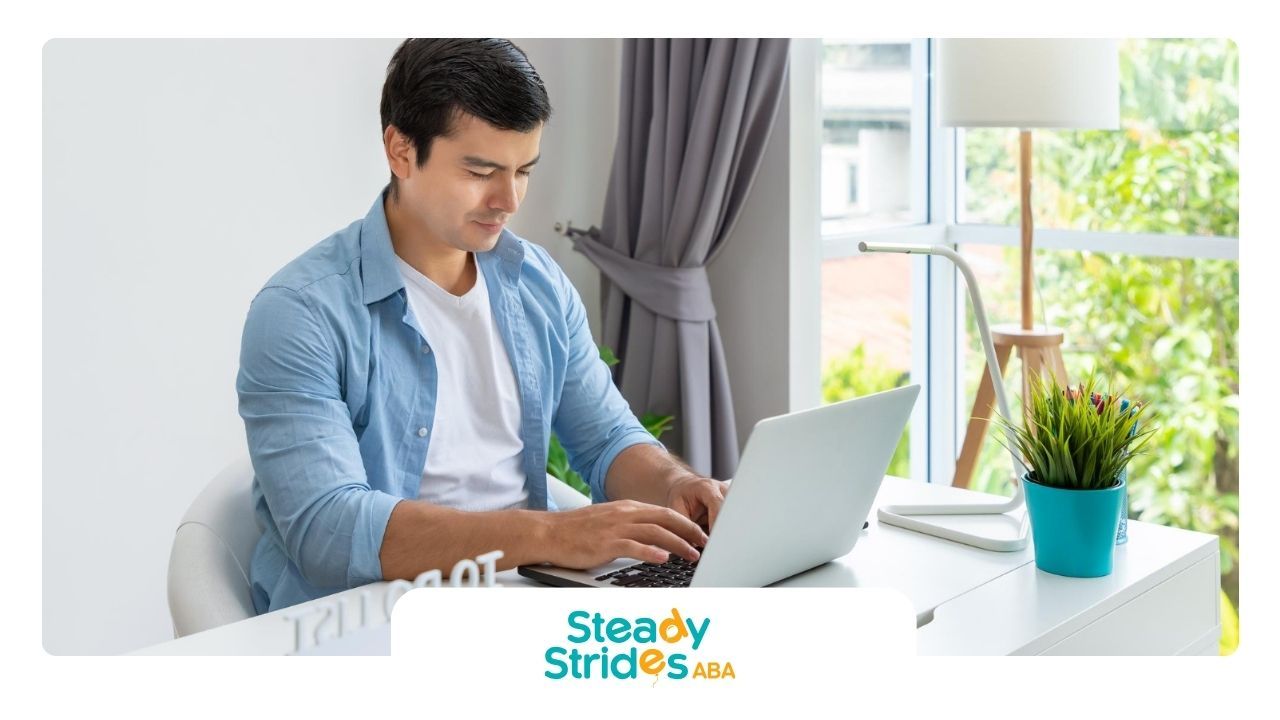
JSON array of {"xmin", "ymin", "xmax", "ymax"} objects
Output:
[{"xmin": 861, "ymin": 241, "xmax": 1031, "ymax": 551}]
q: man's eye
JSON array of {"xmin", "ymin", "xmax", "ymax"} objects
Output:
[{"xmin": 468, "ymin": 170, "xmax": 531, "ymax": 178}]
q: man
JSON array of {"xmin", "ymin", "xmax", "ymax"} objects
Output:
[{"xmin": 237, "ymin": 38, "xmax": 729, "ymax": 614}]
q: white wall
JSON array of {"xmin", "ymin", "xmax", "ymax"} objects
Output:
[
  {"xmin": 42, "ymin": 38, "xmax": 621, "ymax": 655},
  {"xmin": 504, "ymin": 39, "xmax": 622, "ymax": 336}
]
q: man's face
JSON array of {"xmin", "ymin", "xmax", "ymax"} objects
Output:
[{"xmin": 388, "ymin": 112, "xmax": 542, "ymax": 253}]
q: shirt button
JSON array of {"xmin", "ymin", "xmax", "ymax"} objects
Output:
[
  {"xmin": 417, "ymin": 427, "xmax": 429, "ymax": 437},
  {"xmin": 421, "ymin": 345, "xmax": 431, "ymax": 354}
]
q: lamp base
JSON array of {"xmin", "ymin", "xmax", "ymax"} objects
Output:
[{"xmin": 877, "ymin": 505, "xmax": 1030, "ymax": 552}]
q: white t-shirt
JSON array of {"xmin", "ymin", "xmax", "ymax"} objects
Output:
[{"xmin": 396, "ymin": 254, "xmax": 529, "ymax": 512}]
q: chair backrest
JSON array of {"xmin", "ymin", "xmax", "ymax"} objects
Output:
[
  {"xmin": 167, "ymin": 458, "xmax": 592, "ymax": 638},
  {"xmin": 167, "ymin": 456, "xmax": 261, "ymax": 638}
]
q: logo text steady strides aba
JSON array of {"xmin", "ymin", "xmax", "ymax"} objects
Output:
[{"xmin": 544, "ymin": 608, "xmax": 735, "ymax": 682}]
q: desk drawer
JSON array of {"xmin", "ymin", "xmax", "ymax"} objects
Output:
[{"xmin": 1040, "ymin": 554, "xmax": 1220, "ymax": 655}]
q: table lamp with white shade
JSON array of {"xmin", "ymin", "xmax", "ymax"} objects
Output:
[{"xmin": 871, "ymin": 39, "xmax": 1120, "ymax": 551}]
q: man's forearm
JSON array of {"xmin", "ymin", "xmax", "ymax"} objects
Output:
[
  {"xmin": 379, "ymin": 444, "xmax": 701, "ymax": 580},
  {"xmin": 604, "ymin": 442, "xmax": 699, "ymax": 506},
  {"xmin": 378, "ymin": 500, "xmax": 553, "ymax": 581}
]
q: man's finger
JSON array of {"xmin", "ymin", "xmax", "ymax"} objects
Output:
[
  {"xmin": 639, "ymin": 505, "xmax": 709, "ymax": 547},
  {"xmin": 615, "ymin": 538, "xmax": 670, "ymax": 565},
  {"xmin": 703, "ymin": 484, "xmax": 725, "ymax": 531},
  {"xmin": 629, "ymin": 523, "xmax": 700, "ymax": 562}
]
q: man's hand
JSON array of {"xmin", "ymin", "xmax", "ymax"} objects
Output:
[
  {"xmin": 666, "ymin": 475, "xmax": 730, "ymax": 533},
  {"xmin": 544, "ymin": 500, "xmax": 709, "ymax": 568}
]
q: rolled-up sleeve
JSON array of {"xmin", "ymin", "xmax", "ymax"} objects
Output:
[
  {"xmin": 236, "ymin": 286, "xmax": 401, "ymax": 589},
  {"xmin": 549, "ymin": 269, "xmax": 664, "ymax": 503}
]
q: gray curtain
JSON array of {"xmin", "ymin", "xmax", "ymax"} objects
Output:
[{"xmin": 569, "ymin": 38, "xmax": 790, "ymax": 479}]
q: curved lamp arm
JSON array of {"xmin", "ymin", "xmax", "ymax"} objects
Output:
[{"xmin": 857, "ymin": 242, "xmax": 1029, "ymax": 551}]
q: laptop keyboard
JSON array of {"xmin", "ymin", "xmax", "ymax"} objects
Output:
[{"xmin": 594, "ymin": 551, "xmax": 702, "ymax": 588}]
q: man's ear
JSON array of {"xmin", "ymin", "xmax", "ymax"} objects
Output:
[{"xmin": 384, "ymin": 125, "xmax": 415, "ymax": 182}]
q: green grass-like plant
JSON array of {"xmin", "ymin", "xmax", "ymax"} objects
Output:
[{"xmin": 994, "ymin": 373, "xmax": 1157, "ymax": 491}]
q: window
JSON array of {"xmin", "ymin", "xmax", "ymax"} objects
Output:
[
  {"xmin": 821, "ymin": 39, "xmax": 920, "ymax": 235},
  {"xmin": 954, "ymin": 39, "xmax": 1238, "ymax": 509},
  {"xmin": 820, "ymin": 39, "xmax": 929, "ymax": 481}
]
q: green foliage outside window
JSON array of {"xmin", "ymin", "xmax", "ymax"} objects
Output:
[{"xmin": 821, "ymin": 344, "xmax": 911, "ymax": 478}]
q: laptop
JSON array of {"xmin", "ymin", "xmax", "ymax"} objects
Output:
[{"xmin": 518, "ymin": 384, "xmax": 920, "ymax": 588}]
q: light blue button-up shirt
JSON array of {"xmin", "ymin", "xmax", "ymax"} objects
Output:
[{"xmin": 236, "ymin": 189, "xmax": 663, "ymax": 613}]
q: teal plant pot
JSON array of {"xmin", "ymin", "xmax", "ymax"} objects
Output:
[{"xmin": 1022, "ymin": 472, "xmax": 1125, "ymax": 578}]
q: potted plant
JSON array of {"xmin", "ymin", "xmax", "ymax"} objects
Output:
[{"xmin": 994, "ymin": 373, "xmax": 1155, "ymax": 578}]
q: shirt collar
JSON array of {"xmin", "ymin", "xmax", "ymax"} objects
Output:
[{"xmin": 360, "ymin": 187, "xmax": 526, "ymax": 305}]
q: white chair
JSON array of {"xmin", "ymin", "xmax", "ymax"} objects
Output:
[
  {"xmin": 167, "ymin": 456, "xmax": 261, "ymax": 638},
  {"xmin": 167, "ymin": 457, "xmax": 591, "ymax": 637}
]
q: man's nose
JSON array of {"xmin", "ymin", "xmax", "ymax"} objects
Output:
[{"xmin": 488, "ymin": 176, "xmax": 519, "ymax": 214}]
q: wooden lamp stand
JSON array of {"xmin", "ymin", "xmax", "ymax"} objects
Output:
[{"xmin": 952, "ymin": 131, "xmax": 1068, "ymax": 490}]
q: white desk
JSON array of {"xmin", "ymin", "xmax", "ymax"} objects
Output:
[{"xmin": 135, "ymin": 477, "xmax": 1220, "ymax": 656}]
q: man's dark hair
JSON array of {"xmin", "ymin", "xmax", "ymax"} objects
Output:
[{"xmin": 380, "ymin": 38, "xmax": 552, "ymax": 200}]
